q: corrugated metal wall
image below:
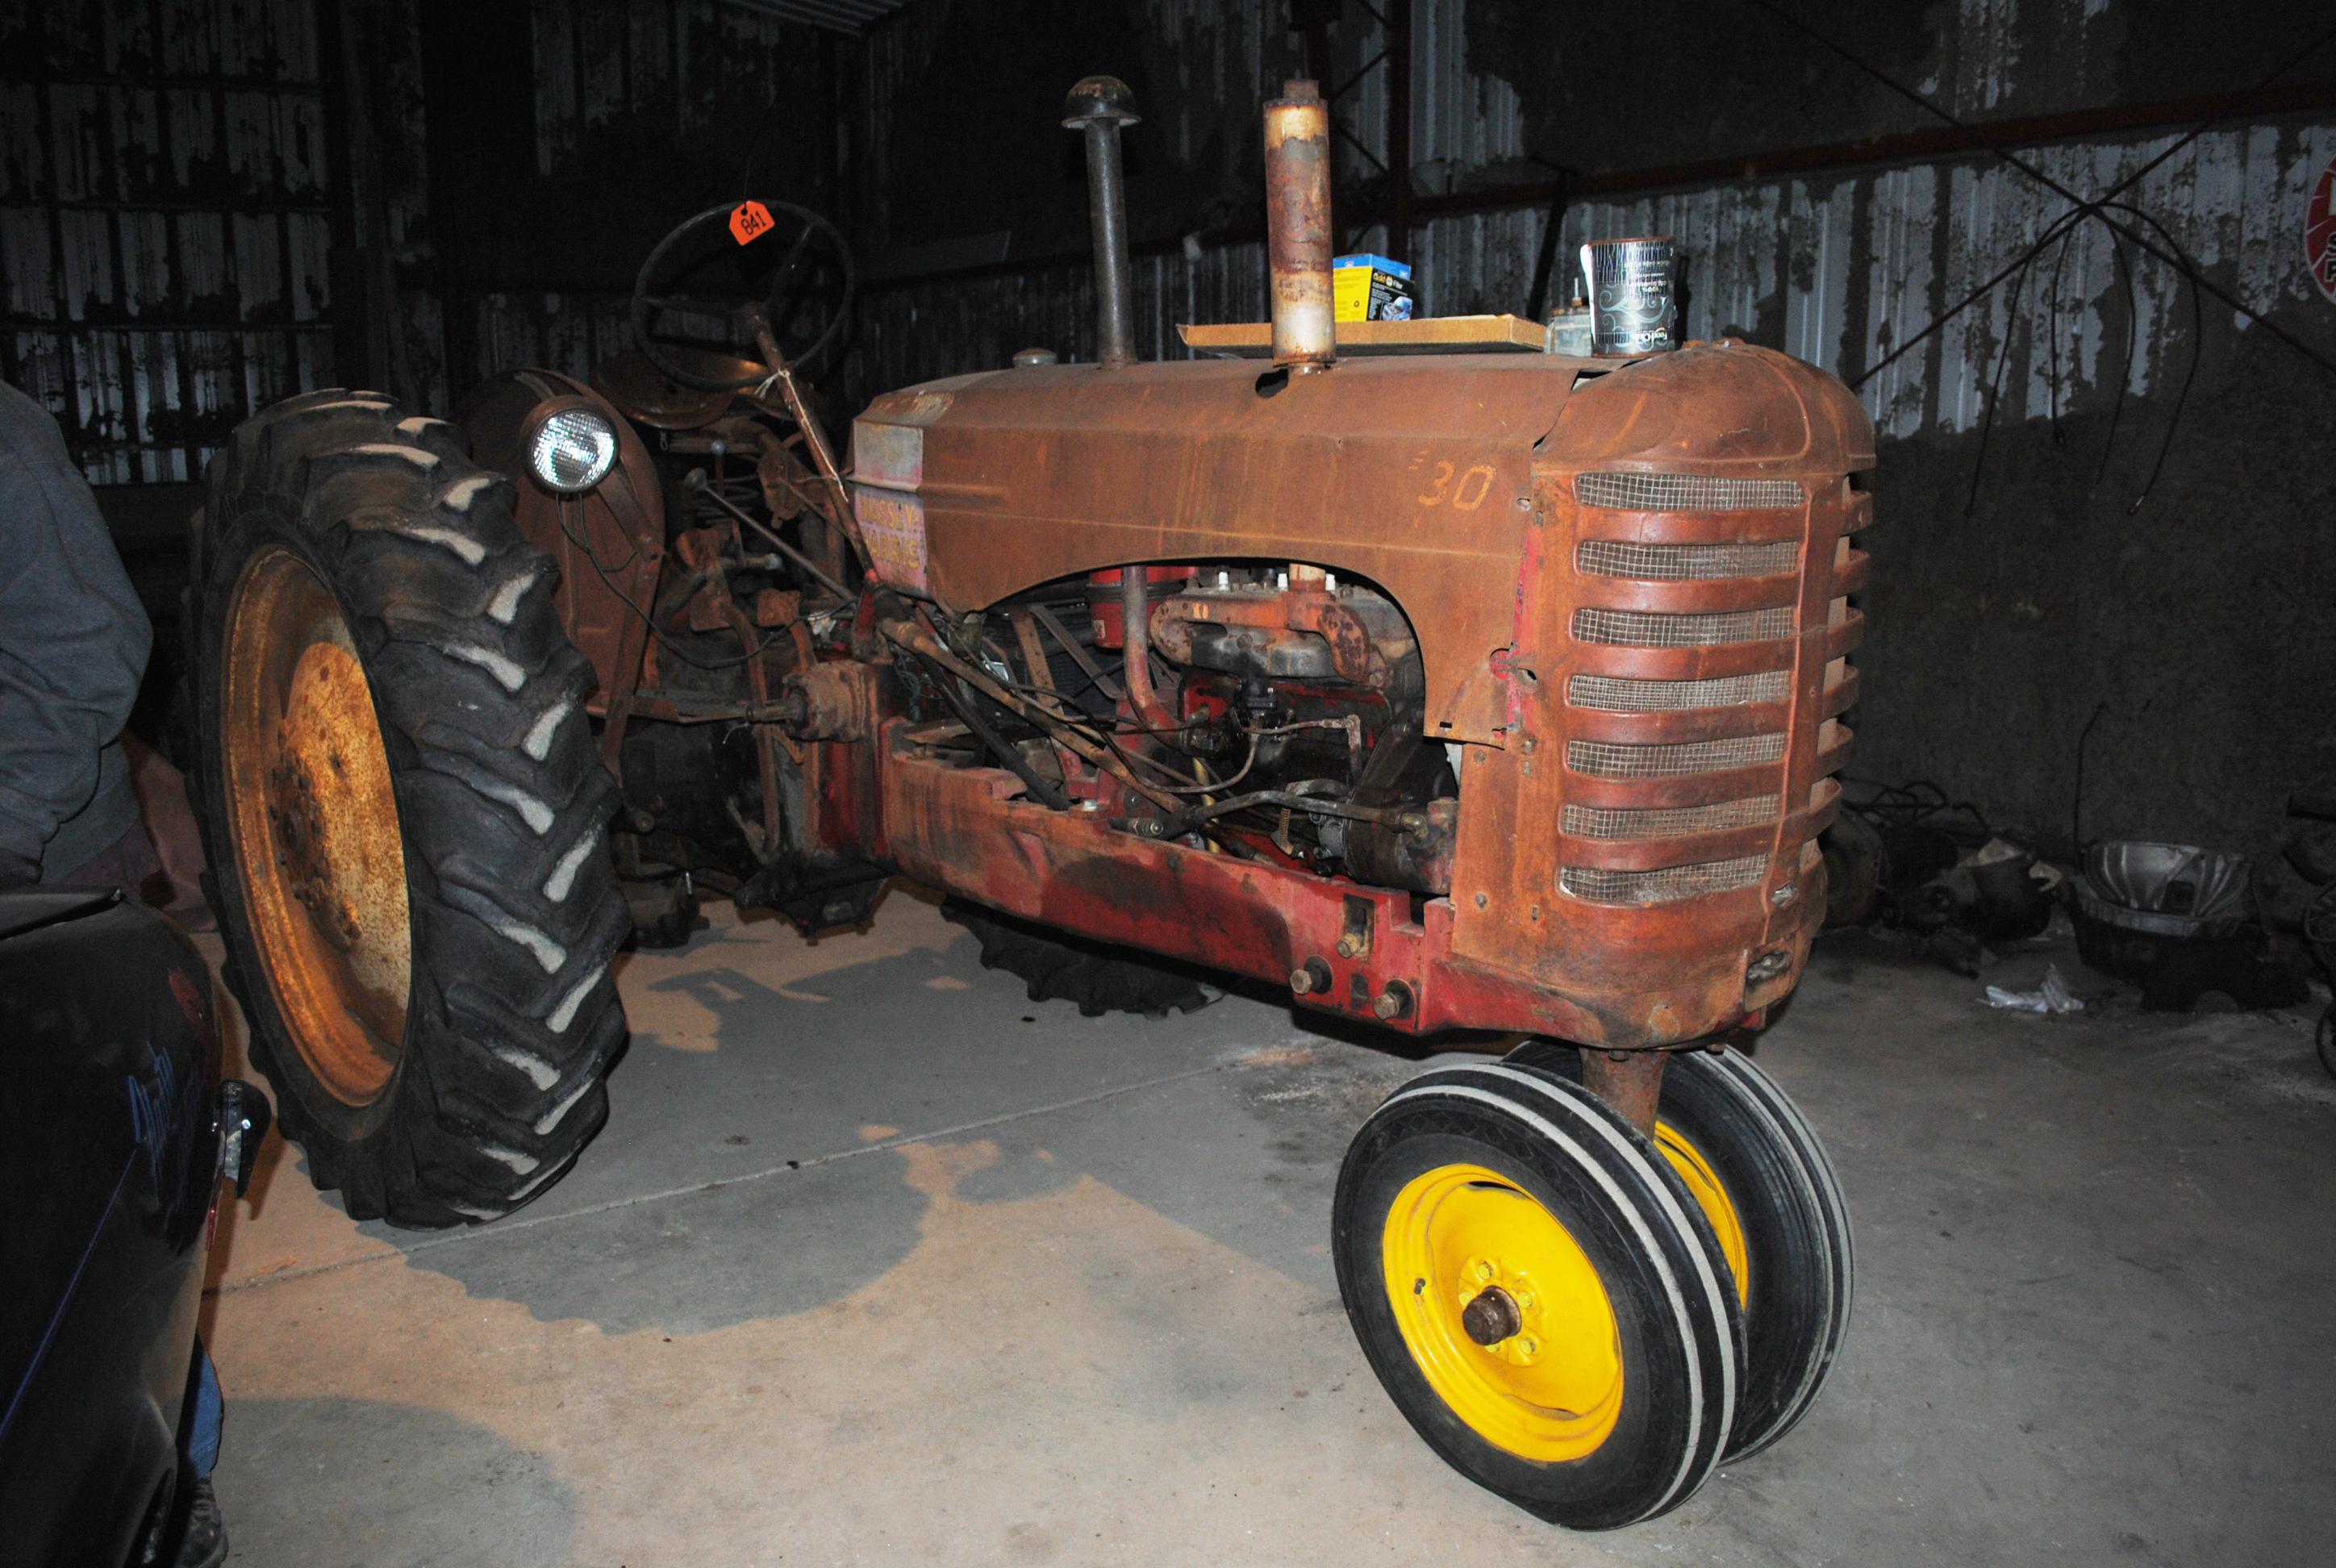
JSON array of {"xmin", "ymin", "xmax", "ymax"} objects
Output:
[
  {"xmin": 13, "ymin": 0, "xmax": 2331, "ymax": 482},
  {"xmin": 853, "ymin": 0, "xmax": 2336, "ymax": 452},
  {"xmin": 0, "ymin": 0, "xmax": 336, "ymax": 482},
  {"xmin": 1, "ymin": 0, "xmax": 831, "ymax": 482},
  {"xmin": 1504, "ymin": 123, "xmax": 2334, "ymax": 441}
]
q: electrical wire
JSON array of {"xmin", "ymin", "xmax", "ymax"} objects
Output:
[
  {"xmin": 2042, "ymin": 221, "xmax": 2083, "ymax": 449},
  {"xmin": 1962, "ymin": 209, "xmax": 2067, "ymax": 516},
  {"xmin": 1149, "ymin": 784, "xmax": 1413, "ymax": 838},
  {"xmin": 2094, "ymin": 200, "xmax": 2205, "ymax": 513},
  {"xmin": 2097, "ymin": 231, "xmax": 2139, "ymax": 484},
  {"xmin": 553, "ymin": 499, "xmax": 772, "ymax": 672}
]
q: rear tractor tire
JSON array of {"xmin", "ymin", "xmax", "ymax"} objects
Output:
[
  {"xmin": 945, "ymin": 900, "xmax": 1221, "ymax": 1020},
  {"xmin": 188, "ymin": 389, "xmax": 631, "ymax": 1227}
]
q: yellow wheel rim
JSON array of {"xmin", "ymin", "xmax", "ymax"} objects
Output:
[
  {"xmin": 1656, "ymin": 1122, "xmax": 1750, "ymax": 1308},
  {"xmin": 1380, "ymin": 1162, "xmax": 1625, "ymax": 1462},
  {"xmin": 221, "ymin": 546, "xmax": 412, "ymax": 1107}
]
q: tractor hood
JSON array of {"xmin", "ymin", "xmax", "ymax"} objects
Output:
[
  {"xmin": 849, "ymin": 343, "xmax": 1871, "ymax": 742},
  {"xmin": 851, "ymin": 353, "xmax": 1577, "ymax": 740}
]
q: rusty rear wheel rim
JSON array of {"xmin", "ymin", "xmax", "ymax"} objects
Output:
[{"xmin": 221, "ymin": 545, "xmax": 412, "ymax": 1107}]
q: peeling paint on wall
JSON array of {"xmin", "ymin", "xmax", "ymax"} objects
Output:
[
  {"xmin": 853, "ymin": 0, "xmax": 2336, "ymax": 463},
  {"xmin": 1, "ymin": 0, "xmax": 334, "ymax": 482}
]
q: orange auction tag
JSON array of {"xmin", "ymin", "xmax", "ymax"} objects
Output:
[{"xmin": 729, "ymin": 200, "xmax": 774, "ymax": 245}]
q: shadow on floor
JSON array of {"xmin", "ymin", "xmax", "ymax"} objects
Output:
[{"xmin": 213, "ymin": 1397, "xmax": 576, "ymax": 1567}]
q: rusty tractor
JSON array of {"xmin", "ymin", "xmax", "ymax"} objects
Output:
[{"xmin": 185, "ymin": 75, "xmax": 1869, "ymax": 1528}]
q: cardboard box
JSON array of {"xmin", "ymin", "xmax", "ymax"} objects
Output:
[{"xmin": 1333, "ymin": 254, "xmax": 1413, "ymax": 323}]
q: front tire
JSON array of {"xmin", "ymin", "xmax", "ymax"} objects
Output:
[
  {"xmin": 1508, "ymin": 1040, "xmax": 1855, "ymax": 1462},
  {"xmin": 1334, "ymin": 1062, "xmax": 1742, "ymax": 1529},
  {"xmin": 190, "ymin": 389, "xmax": 631, "ymax": 1227}
]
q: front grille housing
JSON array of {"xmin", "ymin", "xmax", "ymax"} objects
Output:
[{"xmin": 1555, "ymin": 468, "xmax": 1867, "ymax": 907}]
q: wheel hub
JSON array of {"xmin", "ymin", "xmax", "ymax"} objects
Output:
[
  {"xmin": 267, "ymin": 750, "xmax": 360, "ymax": 949},
  {"xmin": 1459, "ymin": 1284, "xmax": 1522, "ymax": 1347},
  {"xmin": 1454, "ymin": 1256, "xmax": 1549, "ymax": 1366},
  {"xmin": 1381, "ymin": 1162, "xmax": 1624, "ymax": 1461}
]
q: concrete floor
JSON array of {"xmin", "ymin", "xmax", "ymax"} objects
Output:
[{"xmin": 198, "ymin": 891, "xmax": 2336, "ymax": 1566}]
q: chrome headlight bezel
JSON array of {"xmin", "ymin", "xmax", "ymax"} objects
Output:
[{"xmin": 524, "ymin": 402, "xmax": 620, "ymax": 495}]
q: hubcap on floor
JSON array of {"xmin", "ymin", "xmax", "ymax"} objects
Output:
[
  {"xmin": 1380, "ymin": 1162, "xmax": 1625, "ymax": 1461},
  {"xmin": 222, "ymin": 546, "xmax": 411, "ymax": 1105}
]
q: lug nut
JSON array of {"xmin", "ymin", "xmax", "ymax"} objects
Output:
[
  {"xmin": 1289, "ymin": 957, "xmax": 1333, "ymax": 996},
  {"xmin": 1372, "ymin": 981, "xmax": 1415, "ymax": 1021}
]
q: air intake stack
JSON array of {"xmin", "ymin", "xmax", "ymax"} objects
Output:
[
  {"xmin": 1262, "ymin": 78, "xmax": 1335, "ymax": 372},
  {"xmin": 1063, "ymin": 76, "xmax": 1141, "ymax": 370}
]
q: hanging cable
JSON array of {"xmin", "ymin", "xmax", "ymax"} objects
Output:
[
  {"xmin": 2042, "ymin": 221, "xmax": 2082, "ymax": 449},
  {"xmin": 2093, "ymin": 200, "xmax": 2205, "ymax": 512},
  {"xmin": 1752, "ymin": 1, "xmax": 2336, "ymax": 393},
  {"xmin": 1962, "ymin": 212, "xmax": 2064, "ymax": 515},
  {"xmin": 2097, "ymin": 231, "xmax": 2138, "ymax": 485},
  {"xmin": 553, "ymin": 499, "xmax": 770, "ymax": 673}
]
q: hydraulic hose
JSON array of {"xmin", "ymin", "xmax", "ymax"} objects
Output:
[{"xmin": 1120, "ymin": 569, "xmax": 1183, "ymax": 737}]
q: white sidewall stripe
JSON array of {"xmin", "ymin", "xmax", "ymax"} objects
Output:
[{"xmin": 1679, "ymin": 1050, "xmax": 1838, "ymax": 1441}]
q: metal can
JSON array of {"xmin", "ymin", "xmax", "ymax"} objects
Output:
[{"xmin": 1579, "ymin": 237, "xmax": 1678, "ymax": 355}]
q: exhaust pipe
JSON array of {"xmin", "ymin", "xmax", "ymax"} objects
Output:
[
  {"xmin": 1263, "ymin": 78, "xmax": 1334, "ymax": 372},
  {"xmin": 1063, "ymin": 76, "xmax": 1141, "ymax": 369}
]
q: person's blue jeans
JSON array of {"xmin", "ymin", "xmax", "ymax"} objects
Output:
[{"xmin": 187, "ymin": 1343, "xmax": 222, "ymax": 1477}]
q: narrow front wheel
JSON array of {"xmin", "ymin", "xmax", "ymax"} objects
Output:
[
  {"xmin": 1333, "ymin": 1062, "xmax": 1743, "ymax": 1530},
  {"xmin": 1506, "ymin": 1040, "xmax": 1855, "ymax": 1462}
]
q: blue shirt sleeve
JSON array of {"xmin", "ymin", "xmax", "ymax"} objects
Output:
[{"xmin": 0, "ymin": 381, "xmax": 154, "ymax": 870}]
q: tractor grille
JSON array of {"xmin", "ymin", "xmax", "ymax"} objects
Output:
[
  {"xmin": 1562, "ymin": 797, "xmax": 1780, "ymax": 840},
  {"xmin": 1576, "ymin": 540, "xmax": 1800, "ymax": 581},
  {"xmin": 1568, "ymin": 671, "xmax": 1791, "ymax": 711},
  {"xmin": 1567, "ymin": 735, "xmax": 1786, "ymax": 778},
  {"xmin": 1561, "ymin": 856, "xmax": 1771, "ymax": 904},
  {"xmin": 1575, "ymin": 472, "xmax": 1804, "ymax": 511},
  {"xmin": 1557, "ymin": 467, "xmax": 1866, "ymax": 908},
  {"xmin": 1573, "ymin": 607, "xmax": 1797, "ymax": 647}
]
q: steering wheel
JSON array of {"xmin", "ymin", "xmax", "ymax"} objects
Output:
[{"xmin": 629, "ymin": 199, "xmax": 855, "ymax": 392}]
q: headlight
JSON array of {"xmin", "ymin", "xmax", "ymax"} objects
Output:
[{"xmin": 527, "ymin": 406, "xmax": 619, "ymax": 494}]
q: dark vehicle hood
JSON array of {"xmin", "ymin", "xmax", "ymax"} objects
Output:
[{"xmin": 0, "ymin": 889, "xmax": 219, "ymax": 1433}]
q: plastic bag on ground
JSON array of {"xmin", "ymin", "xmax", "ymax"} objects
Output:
[{"xmin": 1983, "ymin": 963, "xmax": 2084, "ymax": 1015}]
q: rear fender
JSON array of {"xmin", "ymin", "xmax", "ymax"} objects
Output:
[{"xmin": 456, "ymin": 370, "xmax": 665, "ymax": 716}]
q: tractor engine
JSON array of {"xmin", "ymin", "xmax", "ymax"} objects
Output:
[{"xmin": 927, "ymin": 564, "xmax": 1450, "ymax": 896}]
